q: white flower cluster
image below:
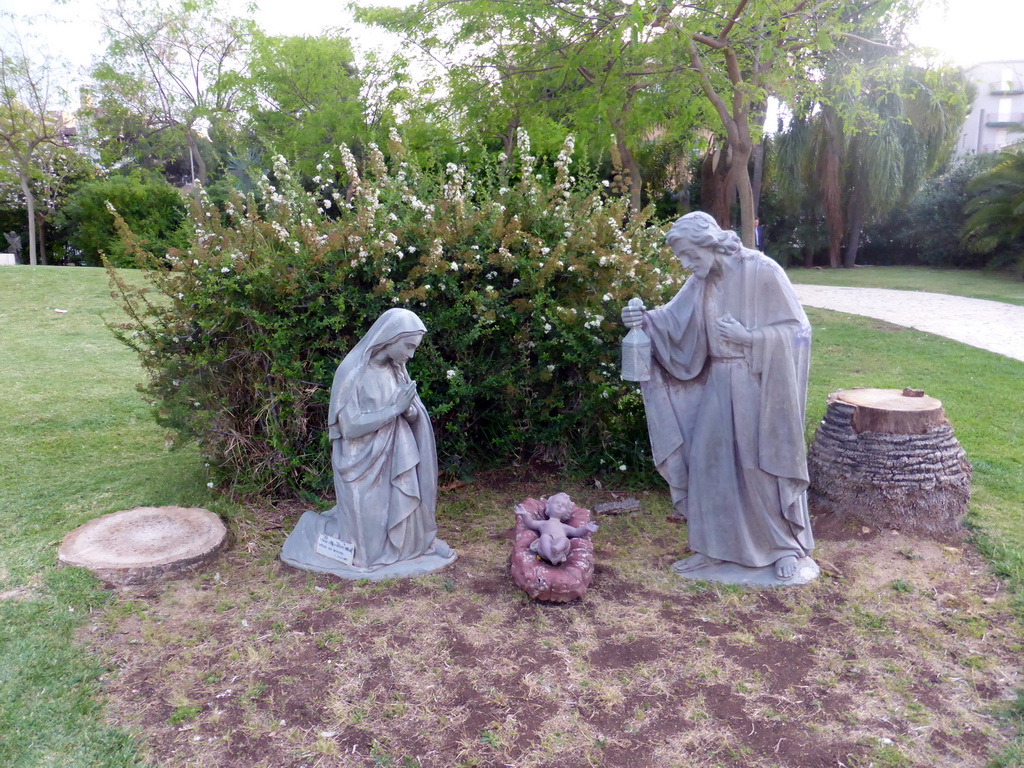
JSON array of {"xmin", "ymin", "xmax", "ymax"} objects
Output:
[
  {"xmin": 553, "ymin": 134, "xmax": 576, "ymax": 209},
  {"xmin": 517, "ymin": 128, "xmax": 538, "ymax": 200},
  {"xmin": 339, "ymin": 144, "xmax": 360, "ymax": 186}
]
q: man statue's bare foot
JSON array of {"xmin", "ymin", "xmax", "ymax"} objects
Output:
[
  {"xmin": 673, "ymin": 553, "xmax": 724, "ymax": 574},
  {"xmin": 774, "ymin": 555, "xmax": 798, "ymax": 580}
]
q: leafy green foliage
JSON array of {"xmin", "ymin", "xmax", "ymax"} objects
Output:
[
  {"xmin": 86, "ymin": 0, "xmax": 255, "ymax": 185},
  {"xmin": 240, "ymin": 32, "xmax": 371, "ymax": 180},
  {"xmin": 769, "ymin": 60, "xmax": 971, "ymax": 268},
  {"xmin": 62, "ymin": 173, "xmax": 189, "ymax": 267},
  {"xmin": 109, "ymin": 133, "xmax": 679, "ymax": 494},
  {"xmin": 962, "ymin": 147, "xmax": 1024, "ymax": 275},
  {"xmin": 358, "ymin": 0, "xmax": 711, "ymax": 212},
  {"xmin": 860, "ymin": 154, "xmax": 997, "ymax": 268}
]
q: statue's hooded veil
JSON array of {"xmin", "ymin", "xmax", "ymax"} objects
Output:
[{"xmin": 328, "ymin": 309, "xmax": 426, "ymax": 435}]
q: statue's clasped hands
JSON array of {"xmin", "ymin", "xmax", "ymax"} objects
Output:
[
  {"xmin": 716, "ymin": 314, "xmax": 752, "ymax": 346},
  {"xmin": 396, "ymin": 381, "xmax": 418, "ymax": 420}
]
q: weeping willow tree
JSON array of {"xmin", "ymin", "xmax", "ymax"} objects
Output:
[{"xmin": 773, "ymin": 55, "xmax": 972, "ymax": 268}]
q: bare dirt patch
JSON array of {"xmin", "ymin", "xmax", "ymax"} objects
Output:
[{"xmin": 82, "ymin": 479, "xmax": 1023, "ymax": 768}]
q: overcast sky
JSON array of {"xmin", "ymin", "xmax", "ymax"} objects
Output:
[{"xmin": 0, "ymin": 0, "xmax": 1022, "ymax": 108}]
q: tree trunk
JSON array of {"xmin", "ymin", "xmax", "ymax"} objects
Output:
[
  {"xmin": 19, "ymin": 170, "xmax": 37, "ymax": 266},
  {"xmin": 36, "ymin": 209, "xmax": 47, "ymax": 265},
  {"xmin": 843, "ymin": 195, "xmax": 865, "ymax": 269},
  {"xmin": 701, "ymin": 140, "xmax": 731, "ymax": 227},
  {"xmin": 729, "ymin": 141, "xmax": 755, "ymax": 247},
  {"xmin": 748, "ymin": 98, "xmax": 768, "ymax": 218},
  {"xmin": 751, "ymin": 140, "xmax": 765, "ymax": 216},
  {"xmin": 808, "ymin": 388, "xmax": 971, "ymax": 535},
  {"xmin": 185, "ymin": 129, "xmax": 207, "ymax": 186},
  {"xmin": 685, "ymin": 39, "xmax": 756, "ymax": 245},
  {"xmin": 499, "ymin": 117, "xmax": 519, "ymax": 177},
  {"xmin": 818, "ymin": 105, "xmax": 844, "ymax": 269},
  {"xmin": 613, "ymin": 125, "xmax": 643, "ymax": 214},
  {"xmin": 803, "ymin": 240, "xmax": 815, "ymax": 269}
]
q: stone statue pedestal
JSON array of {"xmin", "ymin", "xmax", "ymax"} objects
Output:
[
  {"xmin": 281, "ymin": 510, "xmax": 456, "ymax": 581},
  {"xmin": 671, "ymin": 555, "xmax": 820, "ymax": 587}
]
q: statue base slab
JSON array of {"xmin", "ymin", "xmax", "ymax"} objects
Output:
[
  {"xmin": 280, "ymin": 510, "xmax": 457, "ymax": 581},
  {"xmin": 671, "ymin": 555, "xmax": 819, "ymax": 587}
]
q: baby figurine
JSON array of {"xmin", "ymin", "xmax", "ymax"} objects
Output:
[{"xmin": 514, "ymin": 492, "xmax": 598, "ymax": 566}]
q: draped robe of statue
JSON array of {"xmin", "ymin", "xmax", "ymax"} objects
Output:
[
  {"xmin": 641, "ymin": 249, "xmax": 814, "ymax": 570},
  {"xmin": 280, "ymin": 309, "xmax": 456, "ymax": 580}
]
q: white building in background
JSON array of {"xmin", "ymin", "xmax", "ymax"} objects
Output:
[{"xmin": 956, "ymin": 60, "xmax": 1024, "ymax": 155}]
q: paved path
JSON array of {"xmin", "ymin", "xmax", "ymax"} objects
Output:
[{"xmin": 792, "ymin": 285, "xmax": 1024, "ymax": 363}]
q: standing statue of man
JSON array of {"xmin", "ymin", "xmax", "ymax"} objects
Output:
[{"xmin": 622, "ymin": 212, "xmax": 816, "ymax": 584}]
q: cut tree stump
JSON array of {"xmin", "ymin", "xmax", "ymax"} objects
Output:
[
  {"xmin": 57, "ymin": 506, "xmax": 227, "ymax": 586},
  {"xmin": 808, "ymin": 388, "xmax": 971, "ymax": 535}
]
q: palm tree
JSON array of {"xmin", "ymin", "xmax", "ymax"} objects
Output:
[
  {"xmin": 770, "ymin": 58, "xmax": 971, "ymax": 268},
  {"xmin": 962, "ymin": 143, "xmax": 1024, "ymax": 274},
  {"xmin": 841, "ymin": 66, "xmax": 973, "ymax": 268},
  {"xmin": 772, "ymin": 114, "xmax": 833, "ymax": 267}
]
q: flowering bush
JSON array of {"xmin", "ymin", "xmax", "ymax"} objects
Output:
[{"xmin": 109, "ymin": 131, "xmax": 680, "ymax": 494}]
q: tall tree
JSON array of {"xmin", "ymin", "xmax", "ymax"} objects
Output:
[
  {"xmin": 774, "ymin": 57, "xmax": 971, "ymax": 268},
  {"xmin": 238, "ymin": 32, "xmax": 370, "ymax": 180},
  {"xmin": 672, "ymin": 0, "xmax": 929, "ymax": 247},
  {"xmin": 358, "ymin": 0, "xmax": 708, "ymax": 213},
  {"xmin": 27, "ymin": 142, "xmax": 95, "ymax": 264},
  {"xmin": 87, "ymin": 0, "xmax": 253, "ymax": 186},
  {"xmin": 0, "ymin": 32, "xmax": 68, "ymax": 265},
  {"xmin": 842, "ymin": 66, "xmax": 971, "ymax": 267}
]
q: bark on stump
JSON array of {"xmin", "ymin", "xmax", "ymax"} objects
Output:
[{"xmin": 808, "ymin": 388, "xmax": 971, "ymax": 535}]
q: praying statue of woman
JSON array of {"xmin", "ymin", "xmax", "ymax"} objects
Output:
[
  {"xmin": 281, "ymin": 309, "xmax": 456, "ymax": 580},
  {"xmin": 622, "ymin": 212, "xmax": 817, "ymax": 584}
]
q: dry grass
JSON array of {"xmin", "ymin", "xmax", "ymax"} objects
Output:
[{"xmin": 82, "ymin": 480, "xmax": 1023, "ymax": 768}]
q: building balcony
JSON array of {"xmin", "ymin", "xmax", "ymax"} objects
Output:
[{"xmin": 985, "ymin": 113, "xmax": 1024, "ymax": 127}]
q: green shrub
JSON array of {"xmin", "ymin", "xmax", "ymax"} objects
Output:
[
  {"xmin": 109, "ymin": 132, "xmax": 679, "ymax": 495},
  {"xmin": 860, "ymin": 154, "xmax": 997, "ymax": 268},
  {"xmin": 63, "ymin": 173, "xmax": 190, "ymax": 267}
]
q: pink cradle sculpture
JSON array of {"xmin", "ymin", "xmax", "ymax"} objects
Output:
[{"xmin": 509, "ymin": 495, "xmax": 596, "ymax": 603}]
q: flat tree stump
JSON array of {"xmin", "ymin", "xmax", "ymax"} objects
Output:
[
  {"xmin": 58, "ymin": 506, "xmax": 227, "ymax": 586},
  {"xmin": 809, "ymin": 388, "xmax": 971, "ymax": 535}
]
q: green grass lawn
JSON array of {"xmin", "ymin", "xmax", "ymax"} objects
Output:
[
  {"xmin": 788, "ymin": 265, "xmax": 1024, "ymax": 306},
  {"xmin": 2, "ymin": 264, "xmax": 1023, "ymax": 767},
  {"xmin": 0, "ymin": 266, "xmax": 216, "ymax": 768}
]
